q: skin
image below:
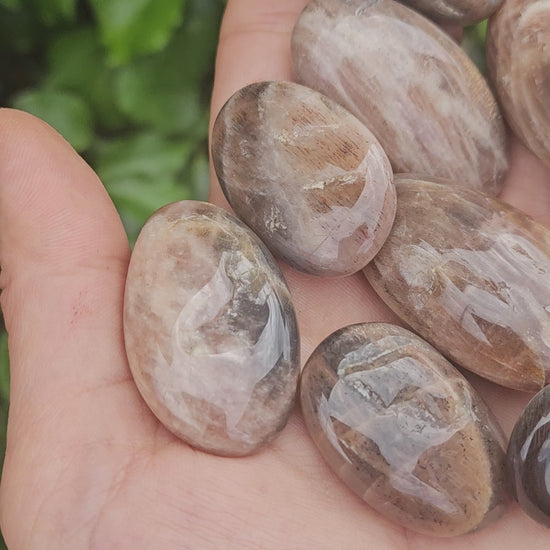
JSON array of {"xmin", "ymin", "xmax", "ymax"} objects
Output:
[{"xmin": 0, "ymin": 0, "xmax": 550, "ymax": 547}]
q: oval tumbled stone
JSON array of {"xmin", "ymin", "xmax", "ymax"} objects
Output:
[
  {"xmin": 487, "ymin": 0, "xmax": 550, "ymax": 167},
  {"xmin": 124, "ymin": 201, "xmax": 300, "ymax": 456},
  {"xmin": 301, "ymin": 323, "xmax": 509, "ymax": 537},
  {"xmin": 364, "ymin": 175, "xmax": 550, "ymax": 392},
  {"xmin": 400, "ymin": 0, "xmax": 503, "ymax": 25},
  {"xmin": 292, "ymin": 0, "xmax": 508, "ymax": 195},
  {"xmin": 211, "ymin": 81, "xmax": 395, "ymax": 277},
  {"xmin": 507, "ymin": 385, "xmax": 550, "ymax": 528}
]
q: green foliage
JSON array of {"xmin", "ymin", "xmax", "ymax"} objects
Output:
[
  {"xmin": 0, "ymin": 2, "xmax": 225, "ymax": 547},
  {"xmin": 89, "ymin": 0, "xmax": 187, "ymax": 65},
  {"xmin": 0, "ymin": 328, "xmax": 8, "ymax": 550},
  {"xmin": 12, "ymin": 88, "xmax": 94, "ymax": 151},
  {"xmin": 93, "ymin": 132, "xmax": 197, "ymax": 242},
  {"xmin": 0, "ymin": 330, "xmax": 9, "ymax": 407},
  {"xmin": 30, "ymin": 0, "xmax": 77, "ymax": 25},
  {"xmin": 463, "ymin": 21, "xmax": 488, "ymax": 75},
  {"xmin": 2, "ymin": 0, "xmax": 224, "ymax": 241},
  {"xmin": 0, "ymin": 0, "xmax": 21, "ymax": 9}
]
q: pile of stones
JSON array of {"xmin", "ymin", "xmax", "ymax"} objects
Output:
[{"xmin": 123, "ymin": 0, "xmax": 550, "ymax": 537}]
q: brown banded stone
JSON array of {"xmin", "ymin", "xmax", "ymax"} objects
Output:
[
  {"xmin": 507, "ymin": 385, "xmax": 550, "ymax": 528},
  {"xmin": 211, "ymin": 81, "xmax": 396, "ymax": 277},
  {"xmin": 300, "ymin": 323, "xmax": 509, "ymax": 537},
  {"xmin": 123, "ymin": 201, "xmax": 300, "ymax": 456},
  {"xmin": 487, "ymin": 0, "xmax": 550, "ymax": 167},
  {"xmin": 291, "ymin": 0, "xmax": 508, "ymax": 195},
  {"xmin": 364, "ymin": 175, "xmax": 550, "ymax": 392},
  {"xmin": 400, "ymin": 0, "xmax": 503, "ymax": 25}
]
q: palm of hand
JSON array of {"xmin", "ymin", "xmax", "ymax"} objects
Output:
[{"xmin": 1, "ymin": 1, "xmax": 550, "ymax": 548}]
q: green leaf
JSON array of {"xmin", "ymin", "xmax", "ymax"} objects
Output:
[
  {"xmin": 0, "ymin": 330, "xmax": 10, "ymax": 405},
  {"xmin": 0, "ymin": 0, "xmax": 21, "ymax": 10},
  {"xmin": 0, "ymin": 5, "xmax": 43, "ymax": 55},
  {"xmin": 46, "ymin": 27, "xmax": 104, "ymax": 91},
  {"xmin": 11, "ymin": 89, "xmax": 94, "ymax": 152},
  {"xmin": 187, "ymin": 149, "xmax": 210, "ymax": 201},
  {"xmin": 89, "ymin": 0, "xmax": 187, "ymax": 65},
  {"xmin": 45, "ymin": 27, "xmax": 127, "ymax": 131},
  {"xmin": 30, "ymin": 0, "xmax": 77, "ymax": 25},
  {"xmin": 94, "ymin": 132, "xmax": 196, "ymax": 241},
  {"xmin": 174, "ymin": 0, "xmax": 224, "ymax": 84},
  {"xmin": 463, "ymin": 22, "xmax": 488, "ymax": 76},
  {"xmin": 115, "ymin": 63, "xmax": 202, "ymax": 134},
  {"xmin": 112, "ymin": 0, "xmax": 223, "ymax": 136},
  {"xmin": 95, "ymin": 132, "xmax": 193, "ymax": 182}
]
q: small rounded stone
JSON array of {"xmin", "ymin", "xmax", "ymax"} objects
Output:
[
  {"xmin": 364, "ymin": 175, "xmax": 550, "ymax": 392},
  {"xmin": 123, "ymin": 201, "xmax": 300, "ymax": 456},
  {"xmin": 292, "ymin": 0, "xmax": 508, "ymax": 195},
  {"xmin": 508, "ymin": 385, "xmax": 550, "ymax": 528},
  {"xmin": 300, "ymin": 323, "xmax": 509, "ymax": 537},
  {"xmin": 400, "ymin": 0, "xmax": 503, "ymax": 25},
  {"xmin": 212, "ymin": 81, "xmax": 396, "ymax": 277},
  {"xmin": 487, "ymin": 0, "xmax": 550, "ymax": 167}
]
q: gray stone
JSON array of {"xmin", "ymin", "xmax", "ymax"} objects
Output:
[
  {"xmin": 292, "ymin": 0, "xmax": 508, "ymax": 194},
  {"xmin": 212, "ymin": 81, "xmax": 396, "ymax": 277},
  {"xmin": 300, "ymin": 323, "xmax": 509, "ymax": 537},
  {"xmin": 124, "ymin": 201, "xmax": 300, "ymax": 456},
  {"xmin": 364, "ymin": 175, "xmax": 550, "ymax": 391},
  {"xmin": 487, "ymin": 0, "xmax": 550, "ymax": 167},
  {"xmin": 401, "ymin": 0, "xmax": 503, "ymax": 25},
  {"xmin": 508, "ymin": 385, "xmax": 550, "ymax": 529}
]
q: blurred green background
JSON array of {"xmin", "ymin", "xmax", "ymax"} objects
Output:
[{"xmin": 0, "ymin": 2, "xmax": 486, "ymax": 547}]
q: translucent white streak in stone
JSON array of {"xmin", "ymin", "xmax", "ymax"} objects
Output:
[
  {"xmin": 124, "ymin": 201, "xmax": 300, "ymax": 456},
  {"xmin": 153, "ymin": 251, "xmax": 290, "ymax": 444},
  {"xmin": 365, "ymin": 176, "xmax": 550, "ymax": 390},
  {"xmin": 331, "ymin": 350, "xmax": 469, "ymax": 512},
  {"xmin": 301, "ymin": 323, "xmax": 509, "ymax": 536}
]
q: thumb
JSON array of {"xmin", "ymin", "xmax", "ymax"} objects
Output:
[{"xmin": 0, "ymin": 109, "xmax": 137, "ymax": 545}]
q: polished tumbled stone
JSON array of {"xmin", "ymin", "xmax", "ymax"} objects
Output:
[
  {"xmin": 124, "ymin": 201, "xmax": 300, "ymax": 456},
  {"xmin": 508, "ymin": 385, "xmax": 550, "ymax": 529},
  {"xmin": 401, "ymin": 0, "xmax": 503, "ymax": 25},
  {"xmin": 364, "ymin": 175, "xmax": 550, "ymax": 392},
  {"xmin": 292, "ymin": 0, "xmax": 507, "ymax": 195},
  {"xmin": 487, "ymin": 0, "xmax": 550, "ymax": 167},
  {"xmin": 212, "ymin": 81, "xmax": 396, "ymax": 277},
  {"xmin": 300, "ymin": 323, "xmax": 509, "ymax": 537}
]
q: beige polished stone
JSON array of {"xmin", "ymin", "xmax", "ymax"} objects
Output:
[
  {"xmin": 401, "ymin": 0, "xmax": 502, "ymax": 24},
  {"xmin": 365, "ymin": 175, "xmax": 550, "ymax": 392},
  {"xmin": 292, "ymin": 0, "xmax": 508, "ymax": 195},
  {"xmin": 212, "ymin": 81, "xmax": 396, "ymax": 277},
  {"xmin": 487, "ymin": 0, "xmax": 550, "ymax": 167},
  {"xmin": 301, "ymin": 323, "xmax": 509, "ymax": 537},
  {"xmin": 124, "ymin": 201, "xmax": 300, "ymax": 456}
]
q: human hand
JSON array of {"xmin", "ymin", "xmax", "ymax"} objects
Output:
[{"xmin": 1, "ymin": 0, "xmax": 550, "ymax": 548}]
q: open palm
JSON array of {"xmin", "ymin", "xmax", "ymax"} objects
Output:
[{"xmin": 1, "ymin": 0, "xmax": 550, "ymax": 548}]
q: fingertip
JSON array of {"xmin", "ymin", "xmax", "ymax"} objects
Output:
[{"xmin": 0, "ymin": 108, "xmax": 129, "ymax": 278}]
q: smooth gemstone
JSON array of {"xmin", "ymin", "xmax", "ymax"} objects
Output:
[
  {"xmin": 292, "ymin": 0, "xmax": 508, "ymax": 195},
  {"xmin": 124, "ymin": 201, "xmax": 300, "ymax": 456},
  {"xmin": 400, "ymin": 0, "xmax": 503, "ymax": 25},
  {"xmin": 487, "ymin": 0, "xmax": 550, "ymax": 167},
  {"xmin": 300, "ymin": 323, "xmax": 509, "ymax": 537},
  {"xmin": 364, "ymin": 175, "xmax": 550, "ymax": 391},
  {"xmin": 508, "ymin": 385, "xmax": 550, "ymax": 528},
  {"xmin": 211, "ymin": 81, "xmax": 396, "ymax": 277}
]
